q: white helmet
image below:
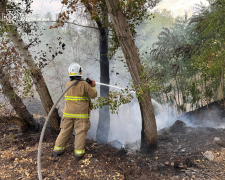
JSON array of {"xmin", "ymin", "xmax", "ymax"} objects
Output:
[{"xmin": 68, "ymin": 63, "xmax": 82, "ymax": 76}]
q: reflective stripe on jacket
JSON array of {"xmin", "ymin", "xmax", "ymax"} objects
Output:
[
  {"xmin": 64, "ymin": 96, "xmax": 89, "ymax": 101},
  {"xmin": 63, "ymin": 80, "xmax": 97, "ymax": 118}
]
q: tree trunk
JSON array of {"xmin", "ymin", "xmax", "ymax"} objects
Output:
[
  {"xmin": 6, "ymin": 27, "xmax": 60, "ymax": 132},
  {"xmin": 96, "ymin": 27, "xmax": 110, "ymax": 143},
  {"xmin": 0, "ymin": 66, "xmax": 36, "ymax": 132},
  {"xmin": 0, "ymin": 1, "xmax": 60, "ymax": 132},
  {"xmin": 0, "ymin": 116, "xmax": 27, "ymax": 132},
  {"xmin": 105, "ymin": 0, "xmax": 157, "ymax": 151},
  {"xmin": 85, "ymin": 3, "xmax": 110, "ymax": 143}
]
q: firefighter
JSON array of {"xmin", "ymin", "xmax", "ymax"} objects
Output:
[{"xmin": 53, "ymin": 63, "xmax": 97, "ymax": 160}]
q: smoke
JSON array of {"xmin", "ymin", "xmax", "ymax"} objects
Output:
[
  {"xmin": 87, "ymin": 91, "xmax": 225, "ymax": 145},
  {"xmin": 86, "ymin": 62, "xmax": 181, "ymax": 144},
  {"xmin": 178, "ymin": 106, "xmax": 225, "ymax": 129},
  {"xmin": 87, "ymin": 96, "xmax": 176, "ymax": 144},
  {"xmin": 152, "ymin": 99, "xmax": 177, "ymax": 130},
  {"xmin": 108, "ymin": 98, "xmax": 142, "ymax": 144},
  {"xmin": 87, "ymin": 97, "xmax": 141, "ymax": 144}
]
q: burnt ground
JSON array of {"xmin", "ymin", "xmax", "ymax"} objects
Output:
[
  {"xmin": 178, "ymin": 98, "xmax": 225, "ymax": 127},
  {"xmin": 1, "ymin": 101, "xmax": 225, "ymax": 179}
]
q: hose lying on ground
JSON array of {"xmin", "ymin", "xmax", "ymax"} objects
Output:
[{"xmin": 37, "ymin": 80, "xmax": 78, "ymax": 180}]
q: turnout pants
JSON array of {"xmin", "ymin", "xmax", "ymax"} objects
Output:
[{"xmin": 53, "ymin": 117, "xmax": 91, "ymax": 156}]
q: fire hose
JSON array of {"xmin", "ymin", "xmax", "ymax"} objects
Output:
[
  {"xmin": 37, "ymin": 80, "xmax": 135, "ymax": 180},
  {"xmin": 37, "ymin": 80, "xmax": 78, "ymax": 180}
]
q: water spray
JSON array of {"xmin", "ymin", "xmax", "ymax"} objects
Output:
[
  {"xmin": 86, "ymin": 78, "xmax": 135, "ymax": 93},
  {"xmin": 96, "ymin": 82, "xmax": 136, "ymax": 93}
]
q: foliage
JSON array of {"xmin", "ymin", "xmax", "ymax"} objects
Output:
[
  {"xmin": 190, "ymin": 0, "xmax": 225, "ymax": 102},
  {"xmin": 144, "ymin": 0, "xmax": 225, "ymax": 114},
  {"xmin": 134, "ymin": 64, "xmax": 163, "ymax": 101},
  {"xmin": 0, "ymin": 1, "xmax": 67, "ymax": 99},
  {"xmin": 0, "ymin": 41, "xmax": 30, "ymax": 97},
  {"xmin": 92, "ymin": 61, "xmax": 163, "ymax": 114},
  {"xmin": 54, "ymin": 0, "xmax": 160, "ymax": 57},
  {"xmin": 22, "ymin": 69, "xmax": 34, "ymax": 97},
  {"xmin": 149, "ymin": 14, "xmax": 198, "ymax": 112},
  {"xmin": 93, "ymin": 89, "xmax": 134, "ymax": 114}
]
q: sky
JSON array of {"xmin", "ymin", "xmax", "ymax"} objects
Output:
[
  {"xmin": 28, "ymin": 0, "xmax": 209, "ymax": 19},
  {"xmin": 153, "ymin": 0, "xmax": 209, "ymax": 17}
]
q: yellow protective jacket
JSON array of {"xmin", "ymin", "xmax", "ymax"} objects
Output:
[{"xmin": 63, "ymin": 80, "xmax": 97, "ymax": 119}]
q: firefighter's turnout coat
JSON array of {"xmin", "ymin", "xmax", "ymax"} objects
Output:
[{"xmin": 54, "ymin": 80, "xmax": 97, "ymax": 156}]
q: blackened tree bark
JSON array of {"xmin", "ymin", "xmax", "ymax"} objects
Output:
[
  {"xmin": 105, "ymin": 0, "xmax": 157, "ymax": 152},
  {"xmin": 96, "ymin": 26, "xmax": 110, "ymax": 143},
  {"xmin": 85, "ymin": 3, "xmax": 110, "ymax": 143},
  {"xmin": 0, "ymin": 66, "xmax": 36, "ymax": 132}
]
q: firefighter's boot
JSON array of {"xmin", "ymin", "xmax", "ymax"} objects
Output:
[
  {"xmin": 52, "ymin": 150, "xmax": 65, "ymax": 161},
  {"xmin": 74, "ymin": 154, "xmax": 85, "ymax": 161}
]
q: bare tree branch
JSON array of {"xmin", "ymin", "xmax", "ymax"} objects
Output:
[{"xmin": 37, "ymin": 20, "xmax": 99, "ymax": 30}]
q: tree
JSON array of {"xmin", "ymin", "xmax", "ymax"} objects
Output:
[
  {"xmin": 0, "ymin": 44, "xmax": 36, "ymax": 132},
  {"xmin": 0, "ymin": 67, "xmax": 35, "ymax": 132},
  {"xmin": 6, "ymin": 28, "xmax": 61, "ymax": 132},
  {"xmin": 150, "ymin": 14, "xmax": 201, "ymax": 113},
  {"xmin": 0, "ymin": 0, "xmax": 61, "ymax": 132},
  {"xmin": 58, "ymin": 0, "xmax": 160, "ymax": 144},
  {"xmin": 85, "ymin": 2, "xmax": 110, "ymax": 143},
  {"xmin": 147, "ymin": 0, "xmax": 225, "ymax": 114},
  {"xmin": 190, "ymin": 0, "xmax": 225, "ymax": 103},
  {"xmin": 105, "ymin": 0, "xmax": 158, "ymax": 151}
]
